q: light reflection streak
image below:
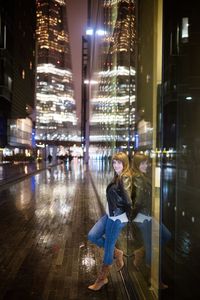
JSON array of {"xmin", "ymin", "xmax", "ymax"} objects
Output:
[{"xmin": 81, "ymin": 254, "xmax": 96, "ymax": 271}]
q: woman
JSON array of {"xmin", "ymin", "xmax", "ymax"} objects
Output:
[
  {"xmin": 88, "ymin": 152, "xmax": 133, "ymax": 291},
  {"xmin": 132, "ymin": 153, "xmax": 171, "ymax": 288}
]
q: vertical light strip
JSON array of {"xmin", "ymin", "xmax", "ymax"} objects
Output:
[
  {"xmin": 151, "ymin": 0, "xmax": 163, "ymax": 296},
  {"xmin": 4, "ymin": 25, "xmax": 6, "ymax": 48}
]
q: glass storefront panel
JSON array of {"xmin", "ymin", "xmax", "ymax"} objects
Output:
[
  {"xmin": 161, "ymin": 1, "xmax": 200, "ymax": 299},
  {"xmin": 126, "ymin": 1, "xmax": 164, "ymax": 299},
  {"xmin": 88, "ymin": 1, "xmax": 200, "ymax": 299},
  {"xmin": 88, "ymin": 1, "xmax": 164, "ymax": 299}
]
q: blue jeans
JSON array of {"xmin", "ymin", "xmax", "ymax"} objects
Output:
[
  {"xmin": 135, "ymin": 219, "xmax": 171, "ymax": 265},
  {"xmin": 88, "ymin": 214, "xmax": 127, "ymax": 265}
]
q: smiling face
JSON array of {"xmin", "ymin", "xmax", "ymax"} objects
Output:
[
  {"xmin": 112, "ymin": 159, "xmax": 124, "ymax": 175},
  {"xmin": 139, "ymin": 160, "xmax": 148, "ymax": 174}
]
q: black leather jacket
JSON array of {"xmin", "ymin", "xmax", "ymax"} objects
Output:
[
  {"xmin": 106, "ymin": 175, "xmax": 132, "ymax": 218},
  {"xmin": 131, "ymin": 173, "xmax": 152, "ymax": 219}
]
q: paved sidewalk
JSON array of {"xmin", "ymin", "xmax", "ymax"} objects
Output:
[
  {"xmin": 0, "ymin": 161, "xmax": 58, "ymax": 188},
  {"xmin": 0, "ymin": 160, "xmax": 128, "ymax": 300}
]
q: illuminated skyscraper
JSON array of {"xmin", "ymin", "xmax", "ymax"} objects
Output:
[
  {"xmin": 35, "ymin": 0, "xmax": 77, "ymax": 146},
  {"xmin": 87, "ymin": 0, "xmax": 136, "ymax": 155}
]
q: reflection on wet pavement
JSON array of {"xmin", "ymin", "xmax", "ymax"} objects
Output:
[
  {"xmin": 1, "ymin": 158, "xmax": 198, "ymax": 299},
  {"xmin": 0, "ymin": 159, "xmax": 126, "ymax": 300}
]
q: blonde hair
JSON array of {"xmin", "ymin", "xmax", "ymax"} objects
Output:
[{"xmin": 112, "ymin": 152, "xmax": 132, "ymax": 177}]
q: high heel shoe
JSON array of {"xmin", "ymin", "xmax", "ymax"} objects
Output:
[{"xmin": 88, "ymin": 264, "xmax": 110, "ymax": 291}]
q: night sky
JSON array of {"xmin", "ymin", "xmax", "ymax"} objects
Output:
[{"xmin": 67, "ymin": 0, "xmax": 88, "ymax": 123}]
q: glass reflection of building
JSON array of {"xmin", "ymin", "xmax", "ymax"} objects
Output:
[
  {"xmin": 35, "ymin": 0, "xmax": 77, "ymax": 147},
  {"xmin": 88, "ymin": 0, "xmax": 136, "ymax": 157},
  {"xmin": 88, "ymin": 0, "xmax": 200, "ymax": 299}
]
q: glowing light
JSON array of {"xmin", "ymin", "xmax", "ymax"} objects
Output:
[
  {"xmin": 37, "ymin": 63, "xmax": 72, "ymax": 77},
  {"xmin": 185, "ymin": 96, "xmax": 192, "ymax": 101},
  {"xmin": 86, "ymin": 28, "xmax": 94, "ymax": 35},
  {"xmin": 96, "ymin": 29, "xmax": 107, "ymax": 36},
  {"xmin": 84, "ymin": 79, "xmax": 98, "ymax": 85}
]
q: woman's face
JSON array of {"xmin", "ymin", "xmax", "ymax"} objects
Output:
[
  {"xmin": 113, "ymin": 159, "xmax": 124, "ymax": 175},
  {"xmin": 139, "ymin": 160, "xmax": 148, "ymax": 173}
]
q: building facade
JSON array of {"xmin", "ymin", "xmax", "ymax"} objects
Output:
[
  {"xmin": 0, "ymin": 0, "xmax": 36, "ymax": 161},
  {"xmin": 85, "ymin": 0, "xmax": 136, "ymax": 159},
  {"xmin": 35, "ymin": 0, "xmax": 78, "ymax": 158}
]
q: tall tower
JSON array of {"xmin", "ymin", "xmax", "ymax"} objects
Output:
[
  {"xmin": 35, "ymin": 0, "xmax": 77, "ymax": 146},
  {"xmin": 88, "ymin": 0, "xmax": 136, "ymax": 155}
]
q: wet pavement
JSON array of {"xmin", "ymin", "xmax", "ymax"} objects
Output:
[
  {"xmin": 0, "ymin": 161, "xmax": 51, "ymax": 188},
  {"xmin": 0, "ymin": 159, "xmax": 128, "ymax": 300},
  {"xmin": 0, "ymin": 159, "xmax": 198, "ymax": 299}
]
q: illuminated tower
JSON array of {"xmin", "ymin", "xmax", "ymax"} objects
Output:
[
  {"xmin": 35, "ymin": 0, "xmax": 77, "ymax": 146},
  {"xmin": 89, "ymin": 0, "xmax": 136, "ymax": 154}
]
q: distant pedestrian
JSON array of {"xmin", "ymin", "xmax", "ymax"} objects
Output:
[
  {"xmin": 88, "ymin": 152, "xmax": 133, "ymax": 291},
  {"xmin": 48, "ymin": 154, "xmax": 52, "ymax": 164}
]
